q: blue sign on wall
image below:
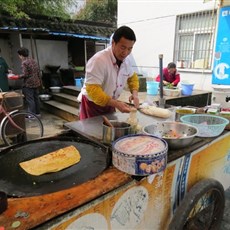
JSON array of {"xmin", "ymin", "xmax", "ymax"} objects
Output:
[{"xmin": 212, "ymin": 6, "xmax": 230, "ymax": 85}]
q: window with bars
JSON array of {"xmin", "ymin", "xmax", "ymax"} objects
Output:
[{"xmin": 174, "ymin": 10, "xmax": 217, "ymax": 70}]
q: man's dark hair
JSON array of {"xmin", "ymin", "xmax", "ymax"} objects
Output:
[
  {"xmin": 167, "ymin": 62, "xmax": 176, "ymax": 69},
  {"xmin": 17, "ymin": 47, "xmax": 29, "ymax": 57},
  {"xmin": 113, "ymin": 26, "xmax": 136, "ymax": 43}
]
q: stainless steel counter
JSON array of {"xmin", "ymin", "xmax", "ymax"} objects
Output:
[
  {"xmin": 64, "ymin": 109, "xmax": 222, "ymax": 163},
  {"xmin": 64, "ymin": 110, "xmax": 175, "ymax": 143}
]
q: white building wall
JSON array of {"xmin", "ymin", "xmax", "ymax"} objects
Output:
[
  {"xmin": 23, "ymin": 39, "xmax": 68, "ymax": 71},
  {"xmin": 0, "ymin": 37, "xmax": 68, "ymax": 73},
  {"xmin": 0, "ymin": 39, "xmax": 12, "ymax": 67},
  {"xmin": 118, "ymin": 0, "xmax": 219, "ymax": 91}
]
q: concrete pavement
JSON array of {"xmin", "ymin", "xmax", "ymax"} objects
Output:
[{"xmin": 40, "ymin": 108, "xmax": 68, "ymax": 137}]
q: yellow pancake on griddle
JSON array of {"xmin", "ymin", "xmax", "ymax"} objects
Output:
[{"xmin": 19, "ymin": 145, "xmax": 81, "ymax": 176}]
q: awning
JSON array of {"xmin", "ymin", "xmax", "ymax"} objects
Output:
[
  {"xmin": 0, "ymin": 26, "xmax": 110, "ymax": 41},
  {"xmin": 49, "ymin": 31, "xmax": 110, "ymax": 41}
]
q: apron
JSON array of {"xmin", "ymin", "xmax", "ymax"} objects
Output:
[{"xmin": 80, "ymin": 95, "xmax": 115, "ymax": 120}]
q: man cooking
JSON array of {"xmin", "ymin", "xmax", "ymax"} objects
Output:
[{"xmin": 78, "ymin": 26, "xmax": 139, "ymax": 120}]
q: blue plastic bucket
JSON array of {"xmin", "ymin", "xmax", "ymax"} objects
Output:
[
  {"xmin": 75, "ymin": 78, "xmax": 84, "ymax": 88},
  {"xmin": 181, "ymin": 83, "xmax": 194, "ymax": 96},
  {"xmin": 146, "ymin": 81, "xmax": 159, "ymax": 95}
]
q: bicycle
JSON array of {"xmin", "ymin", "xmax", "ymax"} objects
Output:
[{"xmin": 0, "ymin": 89, "xmax": 44, "ymax": 146}]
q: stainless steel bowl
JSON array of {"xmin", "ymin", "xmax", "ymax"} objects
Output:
[
  {"xmin": 39, "ymin": 94, "xmax": 52, "ymax": 101},
  {"xmin": 49, "ymin": 86, "xmax": 61, "ymax": 93},
  {"xmin": 142, "ymin": 121, "xmax": 198, "ymax": 149}
]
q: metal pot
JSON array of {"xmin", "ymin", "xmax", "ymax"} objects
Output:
[{"xmin": 102, "ymin": 120, "xmax": 132, "ymax": 144}]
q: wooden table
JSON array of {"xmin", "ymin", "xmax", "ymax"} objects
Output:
[{"xmin": 0, "ymin": 167, "xmax": 131, "ymax": 229}]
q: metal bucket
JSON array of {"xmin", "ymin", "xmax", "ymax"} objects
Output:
[{"xmin": 102, "ymin": 120, "xmax": 132, "ymax": 144}]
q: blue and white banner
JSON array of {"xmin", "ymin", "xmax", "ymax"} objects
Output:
[{"xmin": 212, "ymin": 6, "xmax": 230, "ymax": 85}]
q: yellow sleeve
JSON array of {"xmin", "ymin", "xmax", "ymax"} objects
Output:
[
  {"xmin": 86, "ymin": 84, "xmax": 111, "ymax": 106},
  {"xmin": 127, "ymin": 72, "xmax": 139, "ymax": 92}
]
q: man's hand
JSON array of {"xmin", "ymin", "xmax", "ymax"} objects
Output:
[
  {"xmin": 129, "ymin": 94, "xmax": 139, "ymax": 108},
  {"xmin": 116, "ymin": 101, "xmax": 132, "ymax": 113},
  {"xmin": 107, "ymin": 99, "xmax": 131, "ymax": 113}
]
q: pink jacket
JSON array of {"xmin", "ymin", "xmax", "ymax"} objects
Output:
[{"xmin": 156, "ymin": 68, "xmax": 180, "ymax": 86}]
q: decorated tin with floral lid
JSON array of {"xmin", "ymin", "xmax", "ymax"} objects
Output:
[{"xmin": 112, "ymin": 134, "xmax": 168, "ymax": 176}]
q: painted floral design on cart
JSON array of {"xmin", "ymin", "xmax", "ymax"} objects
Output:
[
  {"xmin": 66, "ymin": 213, "xmax": 108, "ymax": 230},
  {"xmin": 111, "ymin": 186, "xmax": 148, "ymax": 229},
  {"xmin": 139, "ymin": 157, "xmax": 166, "ymax": 174}
]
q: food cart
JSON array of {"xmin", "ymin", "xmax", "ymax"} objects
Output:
[{"xmin": 0, "ymin": 110, "xmax": 229, "ymax": 230}]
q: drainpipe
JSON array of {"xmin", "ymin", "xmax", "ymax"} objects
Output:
[
  {"xmin": 19, "ymin": 33, "xmax": 23, "ymax": 47},
  {"xmin": 30, "ymin": 35, "xmax": 35, "ymax": 59},
  {"xmin": 84, "ymin": 40, "xmax": 87, "ymax": 65},
  {"xmin": 158, "ymin": 54, "xmax": 165, "ymax": 108}
]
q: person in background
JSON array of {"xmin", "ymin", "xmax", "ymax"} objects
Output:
[
  {"xmin": 0, "ymin": 48, "xmax": 11, "ymax": 92},
  {"xmin": 78, "ymin": 26, "xmax": 139, "ymax": 120},
  {"xmin": 17, "ymin": 47, "xmax": 41, "ymax": 116},
  {"xmin": 156, "ymin": 62, "xmax": 180, "ymax": 86}
]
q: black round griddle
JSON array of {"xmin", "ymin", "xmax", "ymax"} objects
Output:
[{"xmin": 0, "ymin": 136, "xmax": 110, "ymax": 197}]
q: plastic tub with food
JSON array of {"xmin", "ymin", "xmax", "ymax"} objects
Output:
[
  {"xmin": 163, "ymin": 87, "xmax": 181, "ymax": 97},
  {"xmin": 175, "ymin": 108, "xmax": 196, "ymax": 121}
]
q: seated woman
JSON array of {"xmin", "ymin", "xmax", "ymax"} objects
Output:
[{"xmin": 156, "ymin": 62, "xmax": 180, "ymax": 86}]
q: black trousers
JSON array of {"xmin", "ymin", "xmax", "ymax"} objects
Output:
[{"xmin": 22, "ymin": 87, "xmax": 40, "ymax": 114}]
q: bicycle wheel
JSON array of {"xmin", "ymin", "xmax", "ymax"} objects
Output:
[
  {"xmin": 1, "ymin": 112, "xmax": 44, "ymax": 146},
  {"xmin": 168, "ymin": 178, "xmax": 225, "ymax": 230}
]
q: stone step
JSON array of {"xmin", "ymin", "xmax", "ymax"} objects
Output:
[
  {"xmin": 42, "ymin": 100, "xmax": 79, "ymax": 122},
  {"xmin": 61, "ymin": 85, "xmax": 81, "ymax": 96},
  {"xmin": 51, "ymin": 93, "xmax": 80, "ymax": 108}
]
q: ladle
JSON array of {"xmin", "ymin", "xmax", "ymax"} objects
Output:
[{"xmin": 102, "ymin": 115, "xmax": 113, "ymax": 127}]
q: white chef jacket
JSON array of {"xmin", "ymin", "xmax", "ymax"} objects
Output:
[{"xmin": 79, "ymin": 46, "xmax": 134, "ymax": 102}]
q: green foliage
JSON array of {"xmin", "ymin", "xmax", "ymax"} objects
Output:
[
  {"xmin": 0, "ymin": 0, "xmax": 78, "ymax": 20},
  {"xmin": 74, "ymin": 0, "xmax": 117, "ymax": 24}
]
